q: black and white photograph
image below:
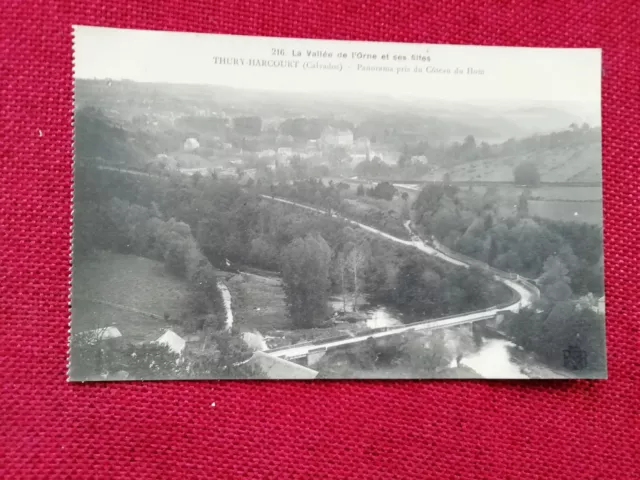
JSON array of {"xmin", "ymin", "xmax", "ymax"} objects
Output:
[{"xmin": 69, "ymin": 26, "xmax": 606, "ymax": 381}]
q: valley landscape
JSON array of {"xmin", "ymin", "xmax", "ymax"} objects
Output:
[{"xmin": 70, "ymin": 75, "xmax": 605, "ymax": 381}]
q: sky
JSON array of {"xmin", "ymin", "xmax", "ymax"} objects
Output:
[{"xmin": 73, "ymin": 26, "xmax": 602, "ymax": 109}]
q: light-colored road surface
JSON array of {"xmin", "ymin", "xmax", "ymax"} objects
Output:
[
  {"xmin": 260, "ymin": 194, "xmax": 537, "ymax": 359},
  {"xmin": 218, "ymin": 283, "xmax": 234, "ymax": 330},
  {"xmin": 90, "ymin": 167, "xmax": 537, "ymax": 358},
  {"xmin": 96, "ymin": 165, "xmax": 154, "ymax": 177}
]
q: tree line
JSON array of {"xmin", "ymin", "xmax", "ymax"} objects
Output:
[
  {"xmin": 70, "ymin": 328, "xmax": 261, "ymax": 381},
  {"xmin": 397, "ymin": 124, "xmax": 601, "ymax": 170},
  {"xmin": 270, "ymin": 179, "xmax": 409, "ymax": 239},
  {"xmin": 411, "ymin": 181, "xmax": 605, "ymax": 373},
  {"xmin": 412, "ymin": 183, "xmax": 603, "ymax": 295},
  {"xmin": 73, "ymin": 162, "xmax": 259, "ymax": 379},
  {"xmin": 77, "ymin": 158, "xmax": 511, "ymax": 331}
]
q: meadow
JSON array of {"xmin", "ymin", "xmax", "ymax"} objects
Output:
[
  {"xmin": 421, "ymin": 143, "xmax": 601, "ymax": 184},
  {"xmin": 528, "ymin": 200, "xmax": 603, "ymax": 225},
  {"xmin": 71, "ymin": 250, "xmax": 191, "ymax": 340},
  {"xmin": 225, "ymin": 272, "xmax": 289, "ymax": 332},
  {"xmin": 461, "ymin": 185, "xmax": 603, "ymax": 225}
]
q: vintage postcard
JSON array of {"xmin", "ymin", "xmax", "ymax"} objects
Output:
[{"xmin": 70, "ymin": 26, "xmax": 606, "ymax": 381}]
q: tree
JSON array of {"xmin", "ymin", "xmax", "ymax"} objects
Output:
[
  {"xmin": 368, "ymin": 182, "xmax": 396, "ymax": 201},
  {"xmin": 401, "ymin": 201, "xmax": 410, "ymax": 221},
  {"xmin": 463, "ymin": 135, "xmax": 476, "ymax": 150},
  {"xmin": 513, "ymin": 161, "xmax": 541, "ymax": 186},
  {"xmin": 335, "ymin": 251, "xmax": 349, "ymax": 312},
  {"xmin": 539, "ymin": 256, "xmax": 573, "ymax": 302},
  {"xmin": 479, "ymin": 141, "xmax": 491, "ymax": 158},
  {"xmin": 461, "ymin": 135, "xmax": 477, "ymax": 162},
  {"xmin": 517, "ymin": 192, "xmax": 529, "ymax": 217},
  {"xmin": 356, "ymin": 184, "xmax": 365, "ymax": 196},
  {"xmin": 280, "ymin": 234, "xmax": 332, "ymax": 328},
  {"xmin": 290, "ymin": 155, "xmax": 309, "ymax": 180},
  {"xmin": 402, "ymin": 331, "xmax": 451, "ymax": 374},
  {"xmin": 69, "ymin": 336, "xmax": 181, "ymax": 381},
  {"xmin": 249, "ymin": 237, "xmax": 279, "ymax": 270},
  {"xmin": 346, "ymin": 243, "xmax": 369, "ymax": 311},
  {"xmin": 328, "ymin": 146, "xmax": 349, "ymax": 165},
  {"xmin": 233, "ymin": 116, "xmax": 262, "ymax": 136},
  {"xmin": 187, "ymin": 329, "xmax": 265, "ymax": 379},
  {"xmin": 482, "ymin": 186, "xmax": 500, "ymax": 210},
  {"xmin": 122, "ymin": 343, "xmax": 181, "ymax": 380},
  {"xmin": 506, "ymin": 301, "xmax": 605, "ymax": 373},
  {"xmin": 487, "ymin": 236, "xmax": 498, "ymax": 265},
  {"xmin": 397, "ymin": 143, "xmax": 410, "ymax": 168},
  {"xmin": 394, "ymin": 253, "xmax": 444, "ymax": 315},
  {"xmin": 164, "ymin": 239, "xmax": 188, "ymax": 277}
]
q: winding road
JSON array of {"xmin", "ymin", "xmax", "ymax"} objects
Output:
[
  {"xmin": 259, "ymin": 194, "xmax": 539, "ymax": 360},
  {"xmin": 91, "ymin": 165, "xmax": 538, "ymax": 358}
]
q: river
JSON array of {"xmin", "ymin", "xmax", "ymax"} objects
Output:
[
  {"xmin": 359, "ymin": 304, "xmax": 548, "ymax": 379},
  {"xmin": 460, "ymin": 339, "xmax": 528, "ymax": 379}
]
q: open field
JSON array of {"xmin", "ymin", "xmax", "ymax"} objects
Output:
[
  {"xmin": 226, "ymin": 271, "xmax": 386, "ymax": 347},
  {"xmin": 323, "ymin": 176, "xmax": 602, "ymax": 225},
  {"xmin": 488, "ymin": 201, "xmax": 602, "ymax": 225},
  {"xmin": 421, "ymin": 143, "xmax": 601, "ymax": 184},
  {"xmin": 72, "ymin": 250, "xmax": 191, "ymax": 339},
  {"xmin": 470, "ymin": 184, "xmax": 602, "ymax": 201},
  {"xmin": 528, "ymin": 200, "xmax": 603, "ymax": 225},
  {"xmin": 457, "ymin": 185, "xmax": 603, "ymax": 225},
  {"xmin": 226, "ymin": 272, "xmax": 290, "ymax": 331},
  {"xmin": 342, "ymin": 195, "xmax": 407, "ymax": 218}
]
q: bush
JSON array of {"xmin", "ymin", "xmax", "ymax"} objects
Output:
[{"xmin": 513, "ymin": 161, "xmax": 541, "ymax": 186}]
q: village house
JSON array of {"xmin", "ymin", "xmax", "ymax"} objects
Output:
[
  {"xmin": 246, "ymin": 352, "xmax": 318, "ymax": 379},
  {"xmin": 353, "ymin": 136, "xmax": 371, "ymax": 152},
  {"xmin": 276, "ymin": 156, "xmax": 291, "ymax": 167},
  {"xmin": 298, "ymin": 151, "xmax": 318, "ymax": 160},
  {"xmin": 350, "ymin": 151, "xmax": 384, "ymax": 164},
  {"xmin": 350, "ymin": 153, "xmax": 368, "ymax": 164},
  {"xmin": 277, "ymin": 147, "xmax": 293, "ymax": 156},
  {"xmin": 155, "ymin": 330, "xmax": 186, "ymax": 356},
  {"xmin": 578, "ymin": 293, "xmax": 606, "ymax": 316},
  {"xmin": 183, "ymin": 137, "xmax": 200, "ymax": 152},
  {"xmin": 238, "ymin": 169, "xmax": 257, "ymax": 186},
  {"xmin": 79, "ymin": 326, "xmax": 122, "ymax": 342},
  {"xmin": 217, "ymin": 167, "xmax": 239, "ymax": 179},
  {"xmin": 320, "ymin": 126, "xmax": 354, "ymax": 147},
  {"xmin": 262, "ymin": 117, "xmax": 283, "ymax": 131},
  {"xmin": 276, "ymin": 134, "xmax": 294, "ymax": 145},
  {"xmin": 258, "ymin": 149, "xmax": 277, "ymax": 158}
]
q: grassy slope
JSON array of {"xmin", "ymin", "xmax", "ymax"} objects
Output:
[
  {"xmin": 71, "ymin": 250, "xmax": 191, "ymax": 340},
  {"xmin": 421, "ymin": 143, "xmax": 601, "ymax": 183},
  {"xmin": 226, "ymin": 272, "xmax": 289, "ymax": 331},
  {"xmin": 456, "ymin": 185, "xmax": 603, "ymax": 225}
]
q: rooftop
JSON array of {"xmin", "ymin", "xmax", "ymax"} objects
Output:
[{"xmin": 247, "ymin": 352, "xmax": 318, "ymax": 379}]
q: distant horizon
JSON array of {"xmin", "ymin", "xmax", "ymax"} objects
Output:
[{"xmin": 75, "ymin": 77, "xmax": 601, "ymax": 127}]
